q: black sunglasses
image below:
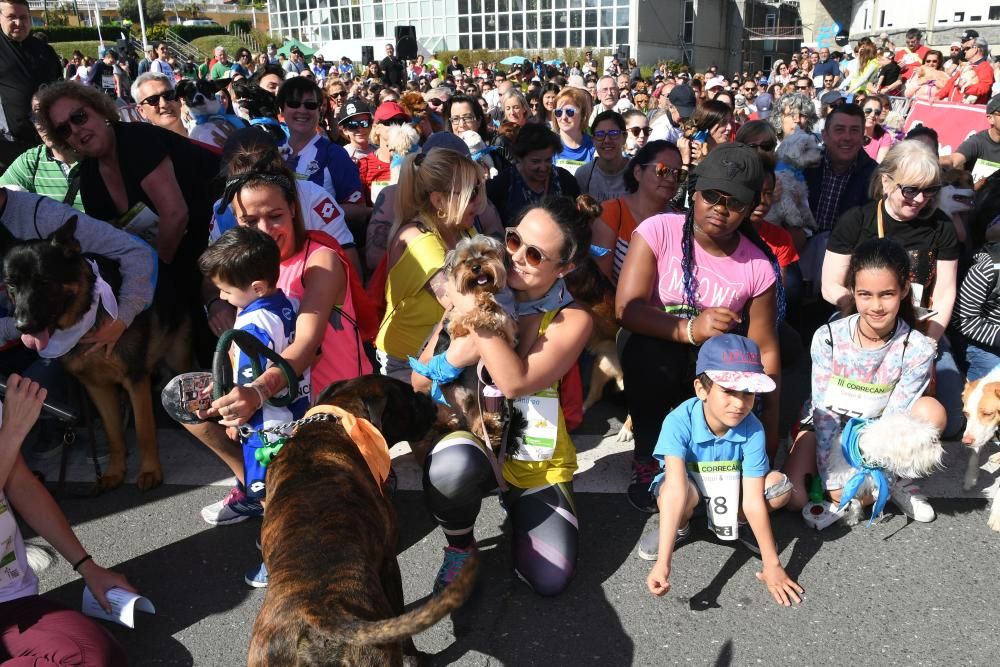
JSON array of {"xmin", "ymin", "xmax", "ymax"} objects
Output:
[
  {"xmin": 746, "ymin": 139, "xmax": 778, "ymax": 152},
  {"xmin": 700, "ymin": 189, "xmax": 750, "ymax": 214},
  {"xmin": 505, "ymin": 227, "xmax": 557, "ymax": 267},
  {"xmin": 139, "ymin": 89, "xmax": 178, "ymax": 107},
  {"xmin": 342, "ymin": 118, "xmax": 371, "ymax": 129},
  {"xmin": 428, "ymin": 98, "xmax": 445, "ymax": 107},
  {"xmin": 329, "ymin": 91, "xmax": 348, "ymax": 98},
  {"xmin": 380, "ymin": 117, "xmax": 408, "ymax": 126},
  {"xmin": 896, "ymin": 184, "xmax": 942, "ymax": 199},
  {"xmin": 628, "ymin": 126, "xmax": 652, "ymax": 137},
  {"xmin": 53, "ymin": 108, "xmax": 89, "ymax": 140},
  {"xmin": 285, "ymin": 99, "xmax": 320, "ymax": 110}
]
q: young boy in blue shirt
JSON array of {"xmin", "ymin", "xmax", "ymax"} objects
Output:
[
  {"xmin": 198, "ymin": 226, "xmax": 312, "ymax": 587},
  {"xmin": 641, "ymin": 334, "xmax": 803, "ymax": 606}
]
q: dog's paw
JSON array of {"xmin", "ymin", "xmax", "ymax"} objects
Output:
[
  {"xmin": 989, "ymin": 452, "xmax": 1000, "ymax": 465},
  {"xmin": 98, "ymin": 469, "xmax": 126, "ymax": 491},
  {"xmin": 616, "ymin": 422, "xmax": 634, "ymax": 442},
  {"xmin": 136, "ymin": 466, "xmax": 163, "ymax": 491},
  {"xmin": 987, "ymin": 511, "xmax": 1000, "ymax": 532}
]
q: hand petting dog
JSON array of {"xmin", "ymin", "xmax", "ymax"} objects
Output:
[{"xmin": 80, "ymin": 318, "xmax": 127, "ymax": 357}]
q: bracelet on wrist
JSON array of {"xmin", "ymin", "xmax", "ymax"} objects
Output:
[
  {"xmin": 72, "ymin": 554, "xmax": 92, "ymax": 571},
  {"xmin": 686, "ymin": 317, "xmax": 699, "ymax": 346},
  {"xmin": 249, "ymin": 383, "xmax": 267, "ymax": 410}
]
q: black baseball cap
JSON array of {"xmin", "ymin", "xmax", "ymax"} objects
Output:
[
  {"xmin": 668, "ymin": 84, "xmax": 697, "ymax": 118},
  {"xmin": 336, "ymin": 97, "xmax": 374, "ymax": 124},
  {"xmin": 987, "ymin": 93, "xmax": 1000, "ymax": 116},
  {"xmin": 693, "ymin": 143, "xmax": 764, "ymax": 204},
  {"xmin": 961, "ymin": 29, "xmax": 980, "ymax": 42}
]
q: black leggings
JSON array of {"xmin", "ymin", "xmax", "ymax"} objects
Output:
[{"xmin": 423, "ymin": 432, "xmax": 578, "ymax": 597}]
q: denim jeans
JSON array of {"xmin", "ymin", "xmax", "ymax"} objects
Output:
[
  {"xmin": 964, "ymin": 342, "xmax": 1000, "ymax": 382},
  {"xmin": 935, "ymin": 336, "xmax": 965, "ymax": 439}
]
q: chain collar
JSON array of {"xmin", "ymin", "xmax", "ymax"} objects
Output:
[{"xmin": 237, "ymin": 411, "xmax": 338, "ymax": 440}]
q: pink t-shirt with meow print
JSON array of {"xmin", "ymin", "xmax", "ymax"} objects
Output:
[{"xmin": 633, "ymin": 213, "xmax": 775, "ymax": 314}]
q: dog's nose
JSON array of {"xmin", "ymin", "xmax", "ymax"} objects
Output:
[
  {"xmin": 471, "ymin": 264, "xmax": 481, "ymax": 274},
  {"xmin": 962, "ymin": 434, "xmax": 975, "ymax": 445}
]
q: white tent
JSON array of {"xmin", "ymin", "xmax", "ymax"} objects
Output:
[{"xmin": 316, "ymin": 37, "xmax": 434, "ymax": 64}]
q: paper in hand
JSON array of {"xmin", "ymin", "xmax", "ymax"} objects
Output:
[{"xmin": 82, "ymin": 586, "xmax": 155, "ymax": 629}]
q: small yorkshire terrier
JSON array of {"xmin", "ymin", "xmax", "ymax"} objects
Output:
[{"xmin": 439, "ymin": 235, "xmax": 518, "ymax": 449}]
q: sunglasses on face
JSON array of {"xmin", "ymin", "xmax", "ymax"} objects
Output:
[
  {"xmin": 700, "ymin": 189, "xmax": 750, "ymax": 214},
  {"xmin": 53, "ymin": 108, "xmax": 89, "ymax": 140},
  {"xmin": 428, "ymin": 98, "xmax": 445, "ymax": 108},
  {"xmin": 643, "ymin": 162, "xmax": 687, "ymax": 182},
  {"xmin": 139, "ymin": 89, "xmax": 177, "ymax": 107},
  {"xmin": 746, "ymin": 139, "xmax": 778, "ymax": 151},
  {"xmin": 329, "ymin": 91, "xmax": 347, "ymax": 98},
  {"xmin": 795, "ymin": 85, "xmax": 810, "ymax": 90},
  {"xmin": 594, "ymin": 129, "xmax": 624, "ymax": 141},
  {"xmin": 897, "ymin": 184, "xmax": 941, "ymax": 199},
  {"xmin": 505, "ymin": 227, "xmax": 557, "ymax": 267},
  {"xmin": 381, "ymin": 117, "xmax": 407, "ymax": 126},
  {"xmin": 628, "ymin": 126, "xmax": 652, "ymax": 137},
  {"xmin": 285, "ymin": 99, "xmax": 320, "ymax": 110},
  {"xmin": 342, "ymin": 118, "xmax": 371, "ymax": 129},
  {"xmin": 863, "ymin": 107, "xmax": 881, "ymax": 115},
  {"xmin": 553, "ymin": 107, "xmax": 577, "ymax": 118}
]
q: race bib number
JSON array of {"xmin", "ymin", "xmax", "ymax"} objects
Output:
[
  {"xmin": 101, "ymin": 75, "xmax": 115, "ymax": 91},
  {"xmin": 971, "ymin": 159, "xmax": 1000, "ymax": 184},
  {"xmin": 0, "ymin": 496, "xmax": 24, "ymax": 589},
  {"xmin": 116, "ymin": 202, "xmax": 159, "ymax": 246},
  {"xmin": 823, "ymin": 374, "xmax": 893, "ymax": 419},
  {"xmin": 369, "ymin": 180, "xmax": 390, "ymax": 205},
  {"xmin": 555, "ymin": 159, "xmax": 585, "ymax": 175},
  {"xmin": 511, "ymin": 387, "xmax": 559, "ymax": 461},
  {"xmin": 688, "ymin": 460, "xmax": 741, "ymax": 540}
]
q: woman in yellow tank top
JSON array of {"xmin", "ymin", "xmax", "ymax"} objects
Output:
[{"xmin": 415, "ymin": 195, "xmax": 597, "ymax": 597}]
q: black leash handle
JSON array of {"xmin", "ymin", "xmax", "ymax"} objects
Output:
[{"xmin": 212, "ymin": 329, "xmax": 299, "ymax": 408}]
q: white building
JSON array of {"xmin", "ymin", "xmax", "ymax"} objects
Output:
[{"xmin": 849, "ymin": 1, "xmax": 1000, "ymax": 46}]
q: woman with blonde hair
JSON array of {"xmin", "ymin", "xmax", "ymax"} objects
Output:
[
  {"xmin": 844, "ymin": 42, "xmax": 880, "ymax": 94},
  {"xmin": 821, "ymin": 140, "xmax": 963, "ymax": 437},
  {"xmin": 552, "ymin": 85, "xmax": 594, "ymax": 174},
  {"xmin": 374, "ymin": 149, "xmax": 486, "ymax": 380}
]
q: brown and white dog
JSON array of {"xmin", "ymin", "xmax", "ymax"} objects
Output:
[
  {"xmin": 960, "ymin": 367, "xmax": 1000, "ymax": 531},
  {"xmin": 248, "ymin": 375, "xmax": 478, "ymax": 666}
]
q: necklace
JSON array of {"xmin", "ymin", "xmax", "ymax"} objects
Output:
[{"xmin": 856, "ymin": 317, "xmax": 896, "ymax": 344}]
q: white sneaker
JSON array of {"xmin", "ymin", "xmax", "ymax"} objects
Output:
[{"xmin": 889, "ymin": 479, "xmax": 935, "ymax": 523}]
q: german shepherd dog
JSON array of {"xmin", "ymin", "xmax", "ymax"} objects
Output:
[
  {"xmin": 2, "ymin": 218, "xmax": 189, "ymax": 490},
  {"xmin": 249, "ymin": 375, "xmax": 478, "ymax": 666}
]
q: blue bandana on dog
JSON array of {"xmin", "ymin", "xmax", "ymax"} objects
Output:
[
  {"xmin": 837, "ymin": 417, "xmax": 890, "ymax": 526},
  {"xmin": 408, "ymin": 353, "xmax": 462, "ymax": 406}
]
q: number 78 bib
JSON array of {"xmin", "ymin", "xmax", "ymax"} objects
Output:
[{"xmin": 688, "ymin": 460, "xmax": 741, "ymax": 540}]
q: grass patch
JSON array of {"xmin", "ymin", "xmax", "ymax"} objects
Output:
[
  {"xmin": 190, "ymin": 35, "xmax": 252, "ymax": 59},
  {"xmin": 50, "ymin": 40, "xmax": 103, "ymax": 60}
]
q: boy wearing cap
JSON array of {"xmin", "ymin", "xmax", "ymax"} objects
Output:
[
  {"xmin": 337, "ymin": 97, "xmax": 374, "ymax": 162},
  {"xmin": 641, "ymin": 334, "xmax": 803, "ymax": 607}
]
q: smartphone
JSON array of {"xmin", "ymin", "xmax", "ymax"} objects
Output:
[
  {"xmin": 914, "ymin": 306, "xmax": 938, "ymax": 322},
  {"xmin": 692, "ymin": 129, "xmax": 709, "ymax": 143}
]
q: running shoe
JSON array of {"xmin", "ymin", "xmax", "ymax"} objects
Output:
[
  {"xmin": 636, "ymin": 522, "xmax": 690, "ymax": 561},
  {"xmin": 245, "ymin": 562, "xmax": 268, "ymax": 588},
  {"xmin": 627, "ymin": 458, "xmax": 661, "ymax": 513},
  {"xmin": 432, "ymin": 543, "xmax": 477, "ymax": 594},
  {"xmin": 200, "ymin": 485, "xmax": 264, "ymax": 526},
  {"xmin": 889, "ymin": 479, "xmax": 936, "ymax": 522}
]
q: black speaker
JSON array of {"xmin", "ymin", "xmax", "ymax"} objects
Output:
[
  {"xmin": 616, "ymin": 44, "xmax": 630, "ymax": 62},
  {"xmin": 362, "ymin": 45, "xmax": 374, "ymax": 66},
  {"xmin": 395, "ymin": 25, "xmax": 417, "ymax": 60}
]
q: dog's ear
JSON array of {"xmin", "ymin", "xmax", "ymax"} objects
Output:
[
  {"xmin": 49, "ymin": 217, "xmax": 81, "ymax": 255},
  {"xmin": 210, "ymin": 78, "xmax": 233, "ymax": 92},
  {"xmin": 364, "ymin": 391, "xmax": 389, "ymax": 433},
  {"xmin": 175, "ymin": 80, "xmax": 193, "ymax": 98}
]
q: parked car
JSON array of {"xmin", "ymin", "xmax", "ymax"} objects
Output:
[{"xmin": 182, "ymin": 19, "xmax": 220, "ymax": 27}]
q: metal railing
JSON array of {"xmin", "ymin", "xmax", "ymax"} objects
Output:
[
  {"xmin": 164, "ymin": 28, "xmax": 207, "ymax": 64},
  {"xmin": 28, "ymin": 0, "xmax": 261, "ymax": 13},
  {"xmin": 229, "ymin": 23, "xmax": 261, "ymax": 54}
]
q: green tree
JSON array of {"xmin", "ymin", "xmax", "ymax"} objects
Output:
[
  {"xmin": 118, "ymin": 0, "xmax": 165, "ymax": 25},
  {"xmin": 183, "ymin": 2, "xmax": 203, "ymax": 18}
]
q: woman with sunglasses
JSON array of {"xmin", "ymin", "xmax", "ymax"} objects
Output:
[
  {"xmin": 375, "ymin": 149, "xmax": 485, "ymax": 380},
  {"xmin": 278, "ymin": 78, "xmax": 366, "ymax": 224},
  {"xmin": 414, "ymin": 195, "xmax": 597, "ymax": 597},
  {"xmin": 552, "ymin": 87, "xmax": 594, "ymax": 176},
  {"xmin": 904, "ymin": 50, "xmax": 949, "ymax": 101},
  {"xmin": 486, "ymin": 124, "xmax": 582, "ymax": 227},
  {"xmin": 322, "ymin": 78, "xmax": 349, "ymax": 140},
  {"xmin": 622, "ymin": 109, "xmax": 651, "ymax": 157},
  {"xmin": 575, "ymin": 111, "xmax": 629, "ymax": 203},
  {"xmin": 821, "ymin": 141, "xmax": 963, "ymax": 437},
  {"xmin": 37, "ymin": 81, "xmax": 218, "ymax": 352},
  {"xmin": 591, "ymin": 140, "xmax": 683, "ymax": 282},
  {"xmin": 861, "ymin": 99, "xmax": 894, "ymax": 163},
  {"xmin": 616, "ymin": 144, "xmax": 785, "ymax": 512}
]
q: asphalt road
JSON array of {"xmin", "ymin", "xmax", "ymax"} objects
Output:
[{"xmin": 27, "ymin": 401, "xmax": 1000, "ymax": 666}]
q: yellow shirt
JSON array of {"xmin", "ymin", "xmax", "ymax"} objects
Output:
[{"xmin": 503, "ymin": 310, "xmax": 578, "ymax": 488}]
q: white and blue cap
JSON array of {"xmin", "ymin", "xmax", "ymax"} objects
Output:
[{"xmin": 696, "ymin": 334, "xmax": 775, "ymax": 393}]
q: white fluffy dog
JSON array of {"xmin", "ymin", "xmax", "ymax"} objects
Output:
[
  {"xmin": 385, "ymin": 122, "xmax": 421, "ymax": 183},
  {"xmin": 768, "ymin": 132, "xmax": 824, "ymax": 235},
  {"xmin": 960, "ymin": 367, "xmax": 1000, "ymax": 531}
]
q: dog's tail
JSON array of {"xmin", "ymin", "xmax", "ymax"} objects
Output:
[
  {"xmin": 316, "ymin": 550, "xmax": 479, "ymax": 646},
  {"xmin": 859, "ymin": 412, "xmax": 944, "ymax": 479}
]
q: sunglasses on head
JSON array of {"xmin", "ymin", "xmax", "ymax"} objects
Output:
[
  {"xmin": 700, "ymin": 189, "xmax": 750, "ymax": 214},
  {"xmin": 628, "ymin": 126, "xmax": 652, "ymax": 137},
  {"xmin": 896, "ymin": 183, "xmax": 941, "ymax": 199},
  {"xmin": 553, "ymin": 107, "xmax": 577, "ymax": 118},
  {"xmin": 505, "ymin": 227, "xmax": 557, "ymax": 267},
  {"xmin": 285, "ymin": 99, "xmax": 320, "ymax": 110},
  {"xmin": 139, "ymin": 89, "xmax": 177, "ymax": 107},
  {"xmin": 53, "ymin": 108, "xmax": 89, "ymax": 140},
  {"xmin": 342, "ymin": 118, "xmax": 371, "ymax": 129},
  {"xmin": 594, "ymin": 129, "xmax": 623, "ymax": 141},
  {"xmin": 643, "ymin": 162, "xmax": 687, "ymax": 182},
  {"xmin": 746, "ymin": 139, "xmax": 778, "ymax": 152}
]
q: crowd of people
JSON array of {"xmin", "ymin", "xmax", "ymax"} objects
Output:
[{"xmin": 3, "ymin": 0, "xmax": 1000, "ymax": 655}]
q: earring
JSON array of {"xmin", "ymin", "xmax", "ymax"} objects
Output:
[
  {"xmin": 436, "ymin": 209, "xmax": 446, "ymax": 219},
  {"xmin": 557, "ymin": 273, "xmax": 564, "ymax": 278}
]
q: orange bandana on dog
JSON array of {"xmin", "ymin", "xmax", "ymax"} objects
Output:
[{"xmin": 303, "ymin": 404, "xmax": 391, "ymax": 492}]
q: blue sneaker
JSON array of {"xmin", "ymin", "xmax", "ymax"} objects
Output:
[
  {"xmin": 432, "ymin": 543, "xmax": 477, "ymax": 594},
  {"xmin": 245, "ymin": 562, "xmax": 268, "ymax": 588},
  {"xmin": 200, "ymin": 486, "xmax": 264, "ymax": 526}
]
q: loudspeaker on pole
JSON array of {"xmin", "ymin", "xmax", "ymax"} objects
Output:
[{"xmin": 395, "ymin": 25, "xmax": 418, "ymax": 60}]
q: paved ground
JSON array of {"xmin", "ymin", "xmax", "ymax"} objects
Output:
[{"xmin": 27, "ymin": 401, "xmax": 1000, "ymax": 666}]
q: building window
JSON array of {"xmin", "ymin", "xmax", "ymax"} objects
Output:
[
  {"xmin": 991, "ymin": 7, "xmax": 1000, "ymax": 21},
  {"xmin": 683, "ymin": 0, "xmax": 694, "ymax": 43},
  {"xmin": 879, "ymin": 10, "xmax": 885, "ymax": 28},
  {"xmin": 954, "ymin": 12, "xmax": 964, "ymax": 22}
]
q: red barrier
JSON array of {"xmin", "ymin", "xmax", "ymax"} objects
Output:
[{"xmin": 902, "ymin": 100, "xmax": 989, "ymax": 156}]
